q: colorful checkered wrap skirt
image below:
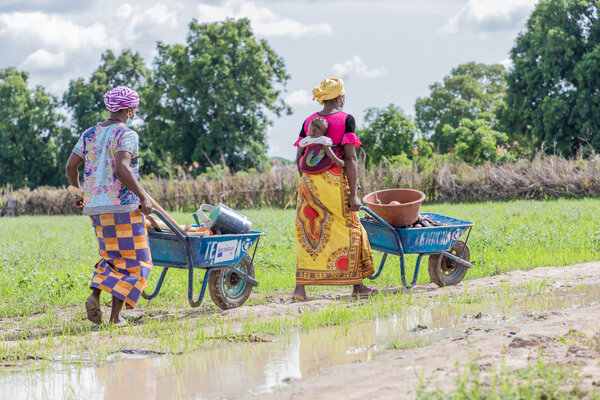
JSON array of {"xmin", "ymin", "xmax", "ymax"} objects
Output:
[{"xmin": 89, "ymin": 211, "xmax": 152, "ymax": 309}]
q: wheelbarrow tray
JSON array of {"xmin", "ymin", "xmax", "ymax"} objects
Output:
[
  {"xmin": 148, "ymin": 230, "xmax": 264, "ymax": 269},
  {"xmin": 361, "ymin": 213, "xmax": 474, "ymax": 255}
]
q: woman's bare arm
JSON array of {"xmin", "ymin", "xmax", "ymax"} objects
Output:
[
  {"xmin": 343, "ymin": 143, "xmax": 360, "ymax": 211},
  {"xmin": 296, "ymin": 147, "xmax": 305, "ymax": 176},
  {"xmin": 66, "ymin": 153, "xmax": 84, "ymax": 209}
]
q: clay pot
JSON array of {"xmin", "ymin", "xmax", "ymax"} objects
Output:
[{"xmin": 362, "ymin": 189, "xmax": 425, "ymax": 227}]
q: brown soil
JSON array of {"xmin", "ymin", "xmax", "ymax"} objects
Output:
[
  {"xmin": 258, "ymin": 305, "xmax": 600, "ymax": 399},
  {"xmin": 256, "ymin": 262, "xmax": 600, "ymax": 399}
]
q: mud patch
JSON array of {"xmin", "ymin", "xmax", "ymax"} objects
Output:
[{"xmin": 508, "ymin": 334, "xmax": 557, "ymax": 349}]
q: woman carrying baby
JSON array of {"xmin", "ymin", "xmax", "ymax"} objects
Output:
[{"xmin": 292, "ymin": 77, "xmax": 376, "ymax": 301}]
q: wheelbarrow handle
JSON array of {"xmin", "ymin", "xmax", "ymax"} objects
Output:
[
  {"xmin": 150, "ymin": 208, "xmax": 187, "ymax": 242},
  {"xmin": 360, "ymin": 206, "xmax": 396, "ymax": 232}
]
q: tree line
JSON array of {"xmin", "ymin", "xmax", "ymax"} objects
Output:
[
  {"xmin": 2, "ymin": 0, "xmax": 600, "ymax": 188},
  {"xmin": 359, "ymin": 0, "xmax": 600, "ymax": 167},
  {"xmin": 0, "ymin": 18, "xmax": 289, "ymax": 188}
]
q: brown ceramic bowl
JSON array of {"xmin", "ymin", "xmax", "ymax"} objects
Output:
[{"xmin": 362, "ymin": 189, "xmax": 425, "ymax": 227}]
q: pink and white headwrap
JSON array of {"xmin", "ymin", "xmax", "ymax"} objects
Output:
[{"xmin": 103, "ymin": 86, "xmax": 140, "ymax": 112}]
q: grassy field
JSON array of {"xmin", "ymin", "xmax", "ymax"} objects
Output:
[
  {"xmin": 1, "ymin": 198, "xmax": 599, "ymax": 318},
  {"xmin": 1, "ymin": 198, "xmax": 599, "ymax": 398}
]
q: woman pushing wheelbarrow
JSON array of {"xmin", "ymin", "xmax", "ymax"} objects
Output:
[
  {"xmin": 291, "ymin": 79, "xmax": 474, "ymax": 298},
  {"xmin": 292, "ymin": 78, "xmax": 377, "ymax": 301},
  {"xmin": 65, "ymin": 86, "xmax": 153, "ymax": 327}
]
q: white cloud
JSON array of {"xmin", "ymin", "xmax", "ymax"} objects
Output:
[
  {"xmin": 196, "ymin": 0, "xmax": 333, "ymax": 38},
  {"xmin": 285, "ymin": 90, "xmax": 313, "ymax": 107},
  {"xmin": 0, "ymin": 12, "xmax": 116, "ymax": 74},
  {"xmin": 0, "ymin": 12, "xmax": 111, "ymax": 52},
  {"xmin": 112, "ymin": 3, "xmax": 178, "ymax": 43},
  {"xmin": 441, "ymin": 0, "xmax": 537, "ymax": 35},
  {"xmin": 331, "ymin": 55, "xmax": 387, "ymax": 79},
  {"xmin": 500, "ymin": 58, "xmax": 513, "ymax": 70},
  {"xmin": 20, "ymin": 49, "xmax": 66, "ymax": 71},
  {"xmin": 144, "ymin": 3, "xmax": 177, "ymax": 27},
  {"xmin": 116, "ymin": 3, "xmax": 133, "ymax": 18}
]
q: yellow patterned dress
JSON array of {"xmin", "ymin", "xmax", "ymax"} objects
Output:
[
  {"xmin": 295, "ymin": 164, "xmax": 374, "ymax": 285},
  {"xmin": 295, "ymin": 111, "xmax": 374, "ymax": 285}
]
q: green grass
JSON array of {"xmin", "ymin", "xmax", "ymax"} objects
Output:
[
  {"xmin": 387, "ymin": 338, "xmax": 427, "ymax": 350},
  {"xmin": 417, "ymin": 355, "xmax": 596, "ymax": 399},
  {"xmin": 1, "ymin": 198, "xmax": 599, "ymax": 318},
  {"xmin": 2, "ymin": 197, "xmax": 599, "ymax": 377}
]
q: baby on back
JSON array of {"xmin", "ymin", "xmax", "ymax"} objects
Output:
[{"xmin": 297, "ymin": 117, "xmax": 345, "ymax": 174}]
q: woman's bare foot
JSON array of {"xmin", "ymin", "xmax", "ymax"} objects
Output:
[
  {"xmin": 351, "ymin": 283, "xmax": 378, "ymax": 299},
  {"xmin": 85, "ymin": 289, "xmax": 102, "ymax": 325},
  {"xmin": 109, "ymin": 296, "xmax": 124, "ymax": 325},
  {"xmin": 110, "ymin": 315, "xmax": 127, "ymax": 327},
  {"xmin": 292, "ymin": 284, "xmax": 309, "ymax": 302}
]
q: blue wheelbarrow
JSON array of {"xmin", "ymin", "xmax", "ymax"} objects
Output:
[
  {"xmin": 142, "ymin": 209, "xmax": 264, "ymax": 309},
  {"xmin": 360, "ymin": 206, "xmax": 474, "ymax": 288}
]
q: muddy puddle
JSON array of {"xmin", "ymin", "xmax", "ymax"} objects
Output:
[{"xmin": 2, "ymin": 282, "xmax": 599, "ymax": 400}]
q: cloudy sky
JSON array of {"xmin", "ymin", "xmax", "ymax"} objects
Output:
[{"xmin": 0, "ymin": 0, "xmax": 538, "ymax": 160}]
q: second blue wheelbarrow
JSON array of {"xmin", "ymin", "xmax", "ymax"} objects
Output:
[
  {"xmin": 142, "ymin": 209, "xmax": 264, "ymax": 309},
  {"xmin": 360, "ymin": 206, "xmax": 474, "ymax": 288}
]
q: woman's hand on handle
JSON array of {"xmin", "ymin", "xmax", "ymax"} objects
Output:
[
  {"xmin": 139, "ymin": 197, "xmax": 152, "ymax": 216},
  {"xmin": 349, "ymin": 194, "xmax": 361, "ymax": 212}
]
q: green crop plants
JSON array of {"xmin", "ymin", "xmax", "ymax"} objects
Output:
[
  {"xmin": 387, "ymin": 338, "xmax": 427, "ymax": 350},
  {"xmin": 2, "ymin": 198, "xmax": 599, "ymax": 319},
  {"xmin": 0, "ymin": 197, "xmax": 599, "ymax": 366},
  {"xmin": 240, "ymin": 316, "xmax": 295, "ymax": 337},
  {"xmin": 417, "ymin": 355, "xmax": 591, "ymax": 399}
]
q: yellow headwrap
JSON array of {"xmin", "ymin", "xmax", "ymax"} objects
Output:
[{"xmin": 312, "ymin": 78, "xmax": 345, "ymax": 104}]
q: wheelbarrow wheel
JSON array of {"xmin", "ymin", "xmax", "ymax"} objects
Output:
[
  {"xmin": 428, "ymin": 239, "xmax": 470, "ymax": 287},
  {"xmin": 208, "ymin": 254, "xmax": 254, "ymax": 310}
]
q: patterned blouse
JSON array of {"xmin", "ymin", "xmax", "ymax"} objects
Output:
[{"xmin": 72, "ymin": 124, "xmax": 140, "ymax": 216}]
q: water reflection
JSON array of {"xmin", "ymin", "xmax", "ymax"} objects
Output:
[{"xmin": 1, "ymin": 283, "xmax": 599, "ymax": 400}]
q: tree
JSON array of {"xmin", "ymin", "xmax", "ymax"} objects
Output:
[
  {"xmin": 62, "ymin": 50, "xmax": 151, "ymax": 174},
  {"xmin": 501, "ymin": 0, "xmax": 600, "ymax": 156},
  {"xmin": 63, "ymin": 50, "xmax": 150, "ymax": 134},
  {"xmin": 357, "ymin": 104, "xmax": 421, "ymax": 165},
  {"xmin": 443, "ymin": 118, "xmax": 507, "ymax": 164},
  {"xmin": 144, "ymin": 18, "xmax": 290, "ymax": 172},
  {"xmin": 0, "ymin": 68, "xmax": 64, "ymax": 188},
  {"xmin": 415, "ymin": 62, "xmax": 506, "ymax": 153}
]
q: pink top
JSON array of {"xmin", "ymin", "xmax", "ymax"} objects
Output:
[{"xmin": 293, "ymin": 111, "xmax": 361, "ymax": 148}]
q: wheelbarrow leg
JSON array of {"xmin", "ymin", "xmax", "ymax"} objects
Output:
[
  {"xmin": 390, "ymin": 224, "xmax": 411, "ymax": 288},
  {"xmin": 188, "ymin": 267, "xmax": 213, "ymax": 308},
  {"xmin": 142, "ymin": 267, "xmax": 169, "ymax": 300},
  {"xmin": 394, "ymin": 229, "xmax": 421, "ymax": 289},
  {"xmin": 360, "ymin": 206, "xmax": 420, "ymax": 288},
  {"xmin": 367, "ymin": 253, "xmax": 388, "ymax": 280},
  {"xmin": 185, "ymin": 238, "xmax": 211, "ymax": 308},
  {"xmin": 409, "ymin": 254, "xmax": 427, "ymax": 287}
]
